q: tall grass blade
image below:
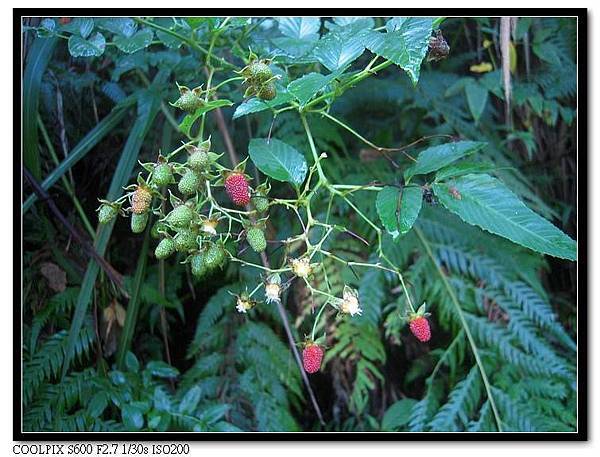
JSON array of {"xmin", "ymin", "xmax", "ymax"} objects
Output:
[
  {"xmin": 116, "ymin": 226, "xmax": 150, "ymax": 368},
  {"xmin": 23, "ymin": 37, "xmax": 58, "ymax": 180}
]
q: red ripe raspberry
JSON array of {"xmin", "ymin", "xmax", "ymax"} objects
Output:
[
  {"xmin": 409, "ymin": 316, "xmax": 431, "ymax": 342},
  {"xmin": 302, "ymin": 344, "xmax": 324, "ymax": 374},
  {"xmin": 224, "ymin": 173, "xmax": 250, "ymax": 206}
]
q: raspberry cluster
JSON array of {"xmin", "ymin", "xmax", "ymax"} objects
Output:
[{"xmin": 97, "ymin": 135, "xmax": 270, "ymax": 282}]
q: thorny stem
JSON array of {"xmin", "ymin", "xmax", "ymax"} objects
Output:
[{"xmin": 415, "ymin": 226, "xmax": 503, "ymax": 432}]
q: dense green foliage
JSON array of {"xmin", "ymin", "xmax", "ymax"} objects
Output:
[{"xmin": 22, "ymin": 16, "xmax": 578, "ymax": 433}]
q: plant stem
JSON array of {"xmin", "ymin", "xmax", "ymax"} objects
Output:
[
  {"xmin": 304, "ymin": 59, "xmax": 394, "ymax": 110},
  {"xmin": 158, "ymin": 189, "xmax": 173, "ymax": 381},
  {"xmin": 210, "ymin": 99, "xmax": 326, "ymax": 426},
  {"xmin": 211, "ymin": 76, "xmax": 245, "ymax": 92},
  {"xmin": 310, "ymin": 302, "xmax": 329, "ymax": 341},
  {"xmin": 23, "ymin": 167, "xmax": 124, "ymax": 289},
  {"xmin": 317, "ymin": 111, "xmax": 416, "ymax": 163},
  {"xmin": 300, "ymin": 114, "xmax": 327, "ymax": 183}
]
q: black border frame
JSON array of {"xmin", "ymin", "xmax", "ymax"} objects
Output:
[{"xmin": 14, "ymin": 8, "xmax": 588, "ymax": 441}]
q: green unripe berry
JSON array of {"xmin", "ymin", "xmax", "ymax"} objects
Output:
[
  {"xmin": 131, "ymin": 212, "xmax": 149, "ymax": 234},
  {"xmin": 174, "ymin": 90, "xmax": 203, "ymax": 113},
  {"xmin": 204, "ymin": 243, "xmax": 227, "ymax": 270},
  {"xmin": 98, "ymin": 204, "xmax": 118, "ymax": 224},
  {"xmin": 246, "ymin": 61, "xmax": 272, "ymax": 84},
  {"xmin": 166, "ymin": 205, "xmax": 194, "ymax": 229},
  {"xmin": 174, "ymin": 229, "xmax": 198, "ymax": 252},
  {"xmin": 246, "ymin": 226, "xmax": 267, "ymax": 253},
  {"xmin": 155, "ymin": 238, "xmax": 176, "ymax": 259},
  {"xmin": 190, "ymin": 251, "xmax": 207, "ymax": 278},
  {"xmin": 257, "ymin": 82, "xmax": 276, "ymax": 101},
  {"xmin": 252, "ymin": 195, "xmax": 269, "ymax": 213},
  {"xmin": 152, "ymin": 163, "xmax": 173, "ymax": 186},
  {"xmin": 178, "ymin": 169, "xmax": 201, "ymax": 195},
  {"xmin": 188, "ymin": 150, "xmax": 210, "ymax": 171}
]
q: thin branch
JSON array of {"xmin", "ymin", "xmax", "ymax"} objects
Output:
[
  {"xmin": 210, "ymin": 102, "xmax": 326, "ymax": 426},
  {"xmin": 23, "ymin": 167, "xmax": 125, "ymax": 291}
]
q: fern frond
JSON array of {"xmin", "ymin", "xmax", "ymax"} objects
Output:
[{"xmin": 429, "ymin": 364, "xmax": 483, "ymax": 431}]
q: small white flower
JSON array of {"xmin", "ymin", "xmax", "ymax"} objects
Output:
[
  {"xmin": 341, "ymin": 286, "xmax": 362, "ymax": 316},
  {"xmin": 201, "ymin": 218, "xmax": 218, "ymax": 236},
  {"xmin": 291, "ymin": 258, "xmax": 312, "ymax": 278},
  {"xmin": 265, "ymin": 283, "xmax": 281, "ymax": 304},
  {"xmin": 235, "ymin": 295, "xmax": 254, "ymax": 313}
]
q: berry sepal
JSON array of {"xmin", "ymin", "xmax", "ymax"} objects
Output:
[
  {"xmin": 170, "ymin": 82, "xmax": 205, "ymax": 113},
  {"xmin": 404, "ymin": 302, "xmax": 432, "ymax": 343}
]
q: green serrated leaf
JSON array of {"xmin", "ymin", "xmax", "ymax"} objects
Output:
[
  {"xmin": 113, "ymin": 29, "xmax": 154, "ymax": 54},
  {"xmin": 288, "ymin": 73, "xmax": 335, "ymax": 106},
  {"xmin": 278, "ymin": 17, "xmax": 320, "ymax": 40},
  {"xmin": 465, "ymin": 80, "xmax": 489, "ymax": 123},
  {"xmin": 404, "ymin": 141, "xmax": 487, "ymax": 181},
  {"xmin": 232, "ymin": 90, "xmax": 293, "ymax": 119},
  {"xmin": 435, "ymin": 161, "xmax": 497, "ymax": 181},
  {"xmin": 97, "ymin": 17, "xmax": 137, "ymax": 37},
  {"xmin": 68, "ymin": 32, "xmax": 106, "ymax": 57},
  {"xmin": 398, "ymin": 186, "xmax": 423, "ymax": 234},
  {"xmin": 156, "ymin": 29, "xmax": 183, "ymax": 48},
  {"xmin": 333, "ymin": 17, "xmax": 374, "ymax": 28},
  {"xmin": 313, "ymin": 30, "xmax": 367, "ymax": 72},
  {"xmin": 364, "ymin": 17, "xmax": 433, "ymax": 84},
  {"xmin": 386, "ymin": 17, "xmax": 409, "ymax": 32},
  {"xmin": 432, "ymin": 173, "xmax": 576, "ymax": 260},
  {"xmin": 78, "ymin": 18, "xmax": 94, "ymax": 39},
  {"xmin": 248, "ymin": 138, "xmax": 308, "ymax": 186},
  {"xmin": 375, "ymin": 186, "xmax": 400, "ymax": 239}
]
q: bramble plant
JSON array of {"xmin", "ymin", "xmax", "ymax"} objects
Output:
[{"xmin": 23, "ymin": 16, "xmax": 578, "ymax": 432}]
